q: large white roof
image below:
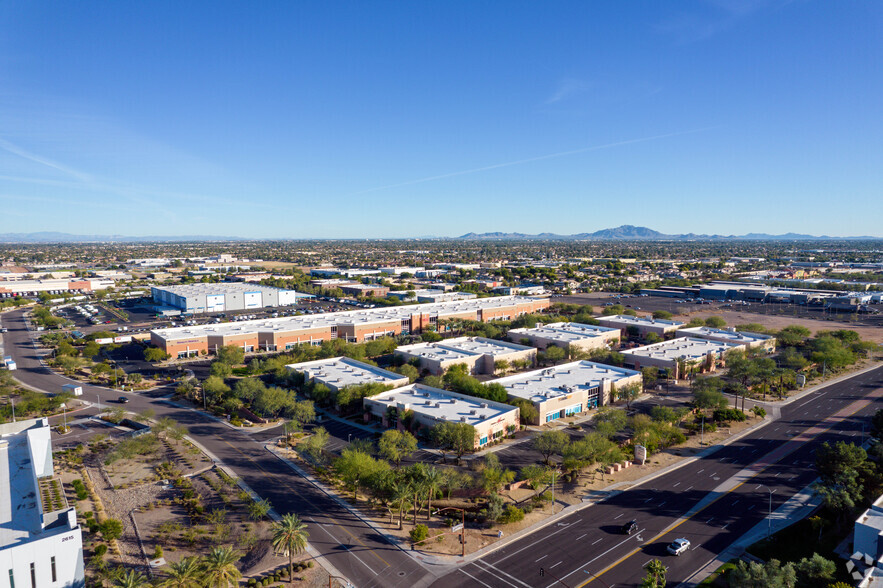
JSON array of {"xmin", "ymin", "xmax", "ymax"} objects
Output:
[
  {"xmin": 677, "ymin": 326, "xmax": 773, "ymax": 345},
  {"xmin": 365, "ymin": 384, "xmax": 516, "ymax": 426},
  {"xmin": 397, "ymin": 337, "xmax": 533, "ymax": 361},
  {"xmin": 493, "ymin": 361, "xmax": 640, "ymax": 403},
  {"xmin": 622, "ymin": 337, "xmax": 743, "ymax": 362},
  {"xmin": 598, "ymin": 315, "xmax": 685, "ymax": 328},
  {"xmin": 152, "ymin": 282, "xmax": 296, "ymax": 296},
  {"xmin": 509, "ymin": 322, "xmax": 619, "ymax": 344},
  {"xmin": 153, "ymin": 296, "xmax": 543, "ymax": 341},
  {"xmin": 286, "ymin": 357, "xmax": 408, "ymax": 389}
]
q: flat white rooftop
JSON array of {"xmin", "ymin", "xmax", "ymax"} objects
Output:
[
  {"xmin": 398, "ymin": 337, "xmax": 533, "ymax": 361},
  {"xmin": 366, "ymin": 384, "xmax": 516, "ymax": 426},
  {"xmin": 598, "ymin": 315, "xmax": 685, "ymax": 328},
  {"xmin": 286, "ymin": 357, "xmax": 408, "ymax": 389},
  {"xmin": 153, "ymin": 296, "xmax": 544, "ymax": 341},
  {"xmin": 622, "ymin": 337, "xmax": 743, "ymax": 362},
  {"xmin": 510, "ymin": 322, "xmax": 619, "ymax": 343},
  {"xmin": 152, "ymin": 283, "xmax": 296, "ymax": 296},
  {"xmin": 493, "ymin": 361, "xmax": 640, "ymax": 403},
  {"xmin": 677, "ymin": 326, "xmax": 773, "ymax": 345}
]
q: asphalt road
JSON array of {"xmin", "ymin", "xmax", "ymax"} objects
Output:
[
  {"xmin": 2, "ymin": 308, "xmax": 436, "ymax": 588},
  {"xmin": 5, "ymin": 306, "xmax": 882, "ymax": 587},
  {"xmin": 431, "ymin": 365, "xmax": 883, "ymax": 588}
]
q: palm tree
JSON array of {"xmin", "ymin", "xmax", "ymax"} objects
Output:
[
  {"xmin": 113, "ymin": 569, "xmax": 149, "ymax": 588},
  {"xmin": 389, "ymin": 480, "xmax": 411, "ymax": 530},
  {"xmin": 271, "ymin": 513, "xmax": 310, "ymax": 585},
  {"xmin": 160, "ymin": 557, "xmax": 204, "ymax": 588},
  {"xmin": 201, "ymin": 546, "xmax": 241, "ymax": 588},
  {"xmin": 423, "ymin": 466, "xmax": 442, "ymax": 520},
  {"xmin": 641, "ymin": 559, "xmax": 667, "ymax": 588}
]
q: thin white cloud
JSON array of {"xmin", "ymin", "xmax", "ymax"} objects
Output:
[
  {"xmin": 0, "ymin": 137, "xmax": 93, "ymax": 182},
  {"xmin": 545, "ymin": 78, "xmax": 592, "ymax": 104},
  {"xmin": 350, "ymin": 127, "xmax": 718, "ymax": 196}
]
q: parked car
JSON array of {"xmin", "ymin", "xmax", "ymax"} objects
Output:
[
  {"xmin": 118, "ymin": 396, "xmax": 129, "ymax": 404},
  {"xmin": 667, "ymin": 538, "xmax": 690, "ymax": 556}
]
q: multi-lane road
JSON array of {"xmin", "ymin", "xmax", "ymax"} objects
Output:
[{"xmin": 3, "ymin": 306, "xmax": 882, "ymax": 587}]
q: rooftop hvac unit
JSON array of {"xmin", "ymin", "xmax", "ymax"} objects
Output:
[
  {"xmin": 470, "ymin": 409, "xmax": 477, "ymax": 415},
  {"xmin": 425, "ymin": 400, "xmax": 432, "ymax": 405},
  {"xmin": 434, "ymin": 402, "xmax": 440, "ymax": 408},
  {"xmin": 460, "ymin": 416, "xmax": 467, "ymax": 422},
  {"xmin": 480, "ymin": 403, "xmax": 488, "ymax": 409}
]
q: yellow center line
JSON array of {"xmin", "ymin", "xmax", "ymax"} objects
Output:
[
  {"xmin": 579, "ymin": 390, "xmax": 881, "ymax": 586},
  {"xmin": 221, "ymin": 440, "xmax": 391, "ymax": 568}
]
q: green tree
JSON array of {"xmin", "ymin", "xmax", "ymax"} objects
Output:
[
  {"xmin": 777, "ymin": 325, "xmax": 811, "ymax": 347},
  {"xmin": 520, "ymin": 464, "xmax": 552, "ymax": 497},
  {"xmin": 423, "ymin": 466, "xmax": 443, "ymax": 520},
  {"xmin": 794, "ymin": 553, "xmax": 836, "ymax": 588},
  {"xmin": 533, "ymin": 430, "xmax": 570, "ymax": 465},
  {"xmin": 652, "ymin": 310, "xmax": 673, "ymax": 320},
  {"xmin": 641, "ymin": 559, "xmax": 667, "ymax": 588},
  {"xmin": 113, "ymin": 570, "xmax": 150, "ymax": 588},
  {"xmin": 543, "ymin": 345, "xmax": 566, "ymax": 365},
  {"xmin": 704, "ymin": 316, "xmax": 727, "ymax": 328},
  {"xmin": 378, "ymin": 429, "xmax": 418, "ymax": 467},
  {"xmin": 335, "ymin": 448, "xmax": 389, "ymax": 499},
  {"xmin": 300, "ymin": 427, "xmax": 329, "ymax": 462},
  {"xmin": 512, "ymin": 398, "xmax": 538, "ymax": 424},
  {"xmin": 201, "ymin": 546, "xmax": 241, "ymax": 588},
  {"xmin": 233, "ymin": 377, "xmax": 266, "ymax": 402},
  {"xmin": 210, "ymin": 361, "xmax": 233, "ymax": 378},
  {"xmin": 286, "ymin": 399, "xmax": 315, "ymax": 429},
  {"xmin": 216, "ymin": 345, "xmax": 245, "ymax": 365},
  {"xmin": 144, "ymin": 347, "xmax": 169, "ymax": 362},
  {"xmin": 480, "ymin": 453, "xmax": 515, "ymax": 494},
  {"xmin": 813, "ymin": 441, "xmax": 869, "ymax": 515},
  {"xmin": 751, "ymin": 405, "xmax": 767, "ymax": 419},
  {"xmin": 594, "ymin": 406, "xmax": 629, "ymax": 439},
  {"xmin": 691, "ymin": 377, "xmax": 727, "ymax": 411},
  {"xmin": 872, "ymin": 408, "xmax": 883, "ymax": 439},
  {"xmin": 271, "ymin": 513, "xmax": 309, "ymax": 586},
  {"xmin": 159, "ymin": 557, "xmax": 204, "ymax": 588},
  {"xmin": 729, "ymin": 559, "xmax": 796, "ymax": 588},
  {"xmin": 615, "ymin": 382, "xmax": 642, "ymax": 409},
  {"xmin": 430, "ymin": 421, "xmax": 476, "ymax": 462},
  {"xmin": 202, "ymin": 375, "xmax": 230, "ymax": 403},
  {"xmin": 100, "ymin": 518, "xmax": 124, "ymax": 541}
]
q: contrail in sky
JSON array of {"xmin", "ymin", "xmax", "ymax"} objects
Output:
[
  {"xmin": 0, "ymin": 137, "xmax": 94, "ymax": 182},
  {"xmin": 350, "ymin": 126, "xmax": 717, "ymax": 195}
]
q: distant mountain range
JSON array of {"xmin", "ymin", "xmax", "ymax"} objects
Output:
[
  {"xmin": 456, "ymin": 225, "xmax": 881, "ymax": 241},
  {"xmin": 0, "ymin": 226, "xmax": 879, "ymax": 243}
]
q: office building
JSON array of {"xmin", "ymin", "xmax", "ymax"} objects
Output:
[
  {"xmin": 677, "ymin": 326, "xmax": 776, "ymax": 351},
  {"xmin": 596, "ymin": 315, "xmax": 685, "ymax": 337},
  {"xmin": 508, "ymin": 322, "xmax": 621, "ymax": 352},
  {"xmin": 493, "ymin": 361, "xmax": 642, "ymax": 425},
  {"xmin": 0, "ymin": 418, "xmax": 85, "ymax": 587},
  {"xmin": 150, "ymin": 296, "xmax": 550, "ymax": 358},
  {"xmin": 286, "ymin": 357, "xmax": 409, "ymax": 393},
  {"xmin": 363, "ymin": 384, "xmax": 519, "ymax": 448},
  {"xmin": 150, "ymin": 283, "xmax": 302, "ymax": 314},
  {"xmin": 619, "ymin": 337, "xmax": 744, "ymax": 378},
  {"xmin": 395, "ymin": 337, "xmax": 536, "ymax": 376}
]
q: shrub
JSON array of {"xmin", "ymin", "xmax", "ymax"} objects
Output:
[
  {"xmin": 712, "ymin": 408, "xmax": 747, "ymax": 423},
  {"xmin": 498, "ymin": 505, "xmax": 525, "ymax": 524},
  {"xmin": 72, "ymin": 479, "xmax": 89, "ymax": 501},
  {"xmin": 153, "ymin": 544, "xmax": 163, "ymax": 559},
  {"xmin": 93, "ymin": 544, "xmax": 108, "ymax": 558},
  {"xmin": 409, "ymin": 524, "xmax": 429, "ymax": 544}
]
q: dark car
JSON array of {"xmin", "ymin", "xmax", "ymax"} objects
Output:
[
  {"xmin": 118, "ymin": 396, "xmax": 129, "ymax": 404},
  {"xmin": 620, "ymin": 520, "xmax": 638, "ymax": 535}
]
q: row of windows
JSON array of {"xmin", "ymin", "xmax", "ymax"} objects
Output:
[{"xmin": 8, "ymin": 557, "xmax": 56, "ymax": 588}]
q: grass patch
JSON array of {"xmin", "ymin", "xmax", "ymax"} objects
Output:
[{"xmin": 697, "ymin": 560, "xmax": 738, "ymax": 586}]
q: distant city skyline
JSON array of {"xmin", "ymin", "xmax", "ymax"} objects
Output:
[{"xmin": 1, "ymin": 2, "xmax": 881, "ymax": 238}]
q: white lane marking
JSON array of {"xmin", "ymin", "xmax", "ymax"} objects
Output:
[
  {"xmin": 614, "ymin": 513, "xmax": 623, "ymax": 519},
  {"xmin": 459, "ymin": 568, "xmax": 496, "ymax": 588},
  {"xmin": 709, "ymin": 472, "xmax": 717, "ymax": 477},
  {"xmin": 492, "ymin": 521, "xmax": 574, "ymax": 564},
  {"xmin": 475, "ymin": 559, "xmax": 533, "ymax": 588},
  {"xmin": 659, "ymin": 501, "xmax": 666, "ymax": 507},
  {"xmin": 697, "ymin": 469, "xmax": 704, "ymax": 474},
  {"xmin": 308, "ymin": 520, "xmax": 378, "ymax": 575},
  {"xmin": 536, "ymin": 555, "xmax": 548, "ymax": 562},
  {"xmin": 707, "ymin": 517, "xmax": 714, "ymax": 525},
  {"xmin": 554, "ymin": 529, "xmax": 646, "ymax": 583},
  {"xmin": 672, "ymin": 482, "xmax": 681, "ymax": 487},
  {"xmin": 748, "ymin": 504, "xmax": 755, "ymax": 511},
  {"xmin": 576, "ymin": 534, "xmax": 587, "ymax": 541},
  {"xmin": 550, "ymin": 561, "xmax": 563, "ymax": 569},
  {"xmin": 685, "ymin": 486, "xmax": 694, "ymax": 492},
  {"xmin": 592, "ymin": 538, "xmax": 602, "ymax": 545},
  {"xmin": 692, "ymin": 543, "xmax": 702, "ymax": 550},
  {"xmin": 732, "ymin": 500, "xmax": 739, "ymax": 506}
]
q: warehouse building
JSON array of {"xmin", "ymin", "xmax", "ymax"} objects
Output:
[
  {"xmin": 493, "ymin": 361, "xmax": 642, "ymax": 425},
  {"xmin": 596, "ymin": 314, "xmax": 685, "ymax": 338},
  {"xmin": 0, "ymin": 278, "xmax": 116, "ymax": 297},
  {"xmin": 0, "ymin": 418, "xmax": 85, "ymax": 587},
  {"xmin": 395, "ymin": 337, "xmax": 536, "ymax": 376},
  {"xmin": 619, "ymin": 337, "xmax": 744, "ymax": 379},
  {"xmin": 363, "ymin": 384, "xmax": 519, "ymax": 448},
  {"xmin": 509, "ymin": 322, "xmax": 620, "ymax": 352},
  {"xmin": 677, "ymin": 326, "xmax": 776, "ymax": 351},
  {"xmin": 338, "ymin": 283, "xmax": 390, "ymax": 298},
  {"xmin": 150, "ymin": 283, "xmax": 302, "ymax": 314},
  {"xmin": 286, "ymin": 357, "xmax": 409, "ymax": 393},
  {"xmin": 150, "ymin": 296, "xmax": 550, "ymax": 358}
]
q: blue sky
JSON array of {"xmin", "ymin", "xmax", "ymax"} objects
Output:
[{"xmin": 1, "ymin": 1, "xmax": 881, "ymax": 238}]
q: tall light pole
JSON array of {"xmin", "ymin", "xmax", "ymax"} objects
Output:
[
  {"xmin": 760, "ymin": 484, "xmax": 775, "ymax": 538},
  {"xmin": 61, "ymin": 403, "xmax": 67, "ymax": 430}
]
